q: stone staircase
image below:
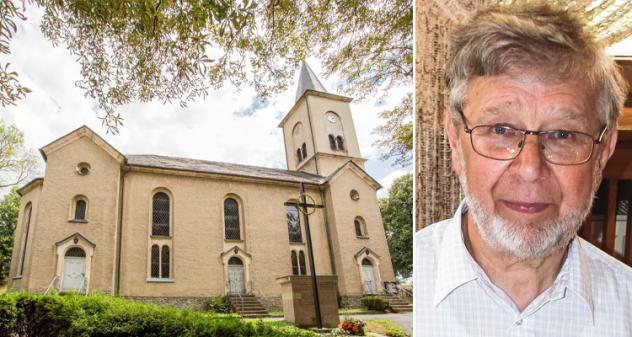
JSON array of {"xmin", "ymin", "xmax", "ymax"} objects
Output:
[
  {"xmin": 227, "ymin": 294, "xmax": 269, "ymax": 318},
  {"xmin": 380, "ymin": 294, "xmax": 413, "ymax": 312}
]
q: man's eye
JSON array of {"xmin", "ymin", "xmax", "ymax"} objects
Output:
[
  {"xmin": 549, "ymin": 130, "xmax": 573, "ymax": 140},
  {"xmin": 492, "ymin": 125, "xmax": 513, "ymax": 136}
]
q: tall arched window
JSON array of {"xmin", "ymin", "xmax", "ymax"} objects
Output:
[
  {"xmin": 297, "ymin": 148, "xmax": 303, "ymax": 162},
  {"xmin": 285, "ymin": 204, "xmax": 302, "ymax": 243},
  {"xmin": 298, "ymin": 251, "xmax": 307, "ymax": 275},
  {"xmin": 17, "ymin": 203, "xmax": 32, "ymax": 276},
  {"xmin": 354, "ymin": 217, "xmax": 367, "ymax": 237},
  {"xmin": 355, "ymin": 219, "xmax": 363, "ymax": 236},
  {"xmin": 291, "ymin": 251, "xmax": 299, "ymax": 275},
  {"xmin": 74, "ymin": 199, "xmax": 87, "ymax": 220},
  {"xmin": 329, "ymin": 135, "xmax": 336, "ymax": 150},
  {"xmin": 152, "ymin": 192, "xmax": 170, "ymax": 236},
  {"xmin": 161, "ymin": 246, "xmax": 170, "ymax": 278},
  {"xmin": 336, "ymin": 136, "xmax": 345, "ymax": 151},
  {"xmin": 301, "ymin": 143, "xmax": 307, "ymax": 159},
  {"xmin": 224, "ymin": 198, "xmax": 241, "ymax": 240},
  {"xmin": 151, "ymin": 245, "xmax": 160, "ymax": 278}
]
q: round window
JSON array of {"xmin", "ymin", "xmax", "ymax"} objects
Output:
[
  {"xmin": 350, "ymin": 190, "xmax": 360, "ymax": 201},
  {"xmin": 76, "ymin": 162, "xmax": 91, "ymax": 176}
]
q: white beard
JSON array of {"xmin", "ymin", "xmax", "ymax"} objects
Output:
[{"xmin": 458, "ymin": 154, "xmax": 600, "ymax": 262}]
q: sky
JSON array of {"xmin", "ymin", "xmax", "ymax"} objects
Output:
[{"xmin": 1, "ymin": 5, "xmax": 412, "ymax": 198}]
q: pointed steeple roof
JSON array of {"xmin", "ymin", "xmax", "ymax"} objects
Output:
[{"xmin": 295, "ymin": 61, "xmax": 327, "ymax": 102}]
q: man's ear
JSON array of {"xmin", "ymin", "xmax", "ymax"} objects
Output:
[
  {"xmin": 445, "ymin": 108, "xmax": 462, "ymax": 175},
  {"xmin": 597, "ymin": 127, "xmax": 617, "ymax": 171}
]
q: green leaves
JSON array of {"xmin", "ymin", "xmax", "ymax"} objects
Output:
[
  {"xmin": 0, "ymin": 119, "xmax": 38, "ymax": 189},
  {"xmin": 0, "ymin": 188, "xmax": 20, "ymax": 285},
  {"xmin": 380, "ymin": 173, "xmax": 412, "ymax": 278}
]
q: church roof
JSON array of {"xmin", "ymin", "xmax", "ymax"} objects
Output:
[
  {"xmin": 295, "ymin": 61, "xmax": 328, "ymax": 102},
  {"xmin": 126, "ymin": 154, "xmax": 327, "ymax": 185}
]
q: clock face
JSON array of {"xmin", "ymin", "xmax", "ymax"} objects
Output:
[{"xmin": 327, "ymin": 114, "xmax": 337, "ymax": 123}]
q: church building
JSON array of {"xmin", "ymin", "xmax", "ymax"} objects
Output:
[{"xmin": 8, "ymin": 62, "xmax": 395, "ymax": 310}]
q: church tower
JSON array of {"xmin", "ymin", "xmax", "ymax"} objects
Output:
[{"xmin": 279, "ymin": 61, "xmax": 366, "ymax": 176}]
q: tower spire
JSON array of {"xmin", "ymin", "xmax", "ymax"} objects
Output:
[{"xmin": 295, "ymin": 61, "xmax": 327, "ymax": 102}]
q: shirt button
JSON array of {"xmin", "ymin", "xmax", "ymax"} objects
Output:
[{"xmin": 515, "ymin": 319, "xmax": 523, "ymax": 326}]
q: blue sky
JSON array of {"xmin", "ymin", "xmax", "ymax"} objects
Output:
[{"xmin": 2, "ymin": 5, "xmax": 412, "ymax": 197}]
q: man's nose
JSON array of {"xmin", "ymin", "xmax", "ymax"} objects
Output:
[{"xmin": 510, "ymin": 135, "xmax": 549, "ymax": 181}]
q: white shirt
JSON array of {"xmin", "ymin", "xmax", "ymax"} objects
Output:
[{"xmin": 414, "ymin": 202, "xmax": 632, "ymax": 337}]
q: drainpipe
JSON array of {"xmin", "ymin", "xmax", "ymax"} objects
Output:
[{"xmin": 114, "ymin": 167, "xmax": 127, "ymax": 295}]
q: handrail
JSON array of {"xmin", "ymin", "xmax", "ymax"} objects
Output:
[{"xmin": 45, "ymin": 276, "xmax": 60, "ymax": 295}]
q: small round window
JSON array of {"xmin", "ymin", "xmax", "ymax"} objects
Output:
[
  {"xmin": 350, "ymin": 190, "xmax": 360, "ymax": 201},
  {"xmin": 76, "ymin": 162, "xmax": 91, "ymax": 176}
]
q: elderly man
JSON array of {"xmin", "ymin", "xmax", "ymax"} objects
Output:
[{"xmin": 415, "ymin": 3, "xmax": 631, "ymax": 336}]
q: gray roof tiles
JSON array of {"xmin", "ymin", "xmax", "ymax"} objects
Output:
[
  {"xmin": 295, "ymin": 61, "xmax": 328, "ymax": 102},
  {"xmin": 126, "ymin": 154, "xmax": 327, "ymax": 184}
]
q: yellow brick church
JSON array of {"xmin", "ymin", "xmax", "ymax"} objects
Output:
[{"xmin": 8, "ymin": 62, "xmax": 395, "ymax": 311}]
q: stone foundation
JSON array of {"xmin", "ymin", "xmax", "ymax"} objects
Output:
[
  {"xmin": 258, "ymin": 296, "xmax": 282, "ymax": 311},
  {"xmin": 126, "ymin": 296, "xmax": 209, "ymax": 310},
  {"xmin": 339, "ymin": 295, "xmax": 363, "ymax": 308}
]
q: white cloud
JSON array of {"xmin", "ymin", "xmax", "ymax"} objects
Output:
[{"xmin": 377, "ymin": 169, "xmax": 410, "ymax": 198}]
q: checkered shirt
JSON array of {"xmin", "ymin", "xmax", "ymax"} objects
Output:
[{"xmin": 414, "ymin": 202, "xmax": 632, "ymax": 337}]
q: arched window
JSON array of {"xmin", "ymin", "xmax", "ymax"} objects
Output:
[
  {"xmin": 297, "ymin": 148, "xmax": 303, "ymax": 162},
  {"xmin": 151, "ymin": 245, "xmax": 160, "ymax": 278},
  {"xmin": 18, "ymin": 203, "xmax": 32, "ymax": 276},
  {"xmin": 152, "ymin": 192, "xmax": 170, "ymax": 236},
  {"xmin": 329, "ymin": 135, "xmax": 336, "ymax": 150},
  {"xmin": 285, "ymin": 204, "xmax": 302, "ymax": 243},
  {"xmin": 355, "ymin": 219, "xmax": 363, "ymax": 237},
  {"xmin": 336, "ymin": 136, "xmax": 345, "ymax": 151},
  {"xmin": 224, "ymin": 198, "xmax": 241, "ymax": 240},
  {"xmin": 74, "ymin": 199, "xmax": 87, "ymax": 220},
  {"xmin": 355, "ymin": 217, "xmax": 367, "ymax": 237},
  {"xmin": 161, "ymin": 246, "xmax": 170, "ymax": 278},
  {"xmin": 229, "ymin": 256, "xmax": 243, "ymax": 265},
  {"xmin": 291, "ymin": 251, "xmax": 299, "ymax": 275},
  {"xmin": 298, "ymin": 251, "xmax": 307, "ymax": 275},
  {"xmin": 301, "ymin": 143, "xmax": 307, "ymax": 159},
  {"xmin": 362, "ymin": 258, "xmax": 373, "ymax": 266}
]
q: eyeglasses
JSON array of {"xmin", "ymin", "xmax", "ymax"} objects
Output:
[{"xmin": 458, "ymin": 110, "xmax": 608, "ymax": 165}]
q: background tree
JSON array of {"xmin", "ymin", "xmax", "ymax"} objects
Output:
[
  {"xmin": 2, "ymin": 0, "xmax": 412, "ymax": 162},
  {"xmin": 0, "ymin": 118, "xmax": 37, "ymax": 188},
  {"xmin": 380, "ymin": 173, "xmax": 412, "ymax": 278},
  {"xmin": 0, "ymin": 188, "xmax": 20, "ymax": 285}
]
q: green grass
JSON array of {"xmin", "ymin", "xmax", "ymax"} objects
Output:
[
  {"xmin": 268, "ymin": 310, "xmax": 285, "ymax": 317},
  {"xmin": 339, "ymin": 307, "xmax": 384, "ymax": 315},
  {"xmin": 365, "ymin": 319, "xmax": 408, "ymax": 337}
]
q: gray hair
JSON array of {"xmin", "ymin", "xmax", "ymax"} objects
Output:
[{"xmin": 445, "ymin": 2, "xmax": 628, "ymax": 131}]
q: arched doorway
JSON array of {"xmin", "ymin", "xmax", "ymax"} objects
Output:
[
  {"xmin": 63, "ymin": 247, "xmax": 86, "ymax": 292},
  {"xmin": 361, "ymin": 258, "xmax": 377, "ymax": 294},
  {"xmin": 227, "ymin": 257, "xmax": 245, "ymax": 294}
]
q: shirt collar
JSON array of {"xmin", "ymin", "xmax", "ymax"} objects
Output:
[
  {"xmin": 433, "ymin": 202, "xmax": 478, "ymax": 306},
  {"xmin": 433, "ymin": 200, "xmax": 595, "ymax": 322}
]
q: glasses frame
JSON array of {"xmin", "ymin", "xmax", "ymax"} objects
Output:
[{"xmin": 457, "ymin": 109, "xmax": 608, "ymax": 166}]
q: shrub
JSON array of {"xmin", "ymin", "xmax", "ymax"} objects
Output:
[
  {"xmin": 207, "ymin": 295, "xmax": 231, "ymax": 313},
  {"xmin": 0, "ymin": 292, "xmax": 315, "ymax": 337},
  {"xmin": 361, "ymin": 296, "xmax": 390, "ymax": 311}
]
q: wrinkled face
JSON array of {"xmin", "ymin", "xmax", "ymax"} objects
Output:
[{"xmin": 447, "ymin": 72, "xmax": 617, "ymax": 260}]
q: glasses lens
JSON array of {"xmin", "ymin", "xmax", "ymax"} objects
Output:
[
  {"xmin": 470, "ymin": 125, "xmax": 522, "ymax": 160},
  {"xmin": 540, "ymin": 130, "xmax": 594, "ymax": 164}
]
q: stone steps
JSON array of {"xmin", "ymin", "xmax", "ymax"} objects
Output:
[
  {"xmin": 227, "ymin": 295, "xmax": 269, "ymax": 318},
  {"xmin": 379, "ymin": 295, "xmax": 413, "ymax": 313}
]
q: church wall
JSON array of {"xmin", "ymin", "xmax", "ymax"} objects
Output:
[
  {"xmin": 19, "ymin": 137, "xmax": 121, "ymax": 293},
  {"xmin": 282, "ymin": 102, "xmax": 315, "ymax": 172},
  {"xmin": 8, "ymin": 184, "xmax": 42, "ymax": 291},
  {"xmin": 313, "ymin": 154, "xmax": 366, "ymax": 177},
  {"xmin": 325, "ymin": 169, "xmax": 395, "ymax": 296},
  {"xmin": 119, "ymin": 171, "xmax": 334, "ymax": 299},
  {"xmin": 306, "ymin": 95, "xmax": 362, "ymax": 161}
]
